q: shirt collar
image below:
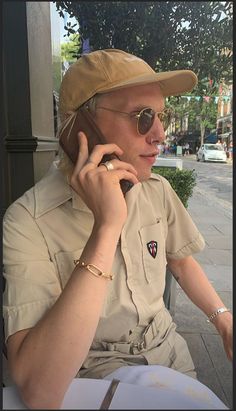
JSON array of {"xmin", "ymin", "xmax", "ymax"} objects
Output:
[
  {"xmin": 34, "ymin": 161, "xmax": 90, "ymax": 218},
  {"xmin": 34, "ymin": 163, "xmax": 160, "ymax": 219}
]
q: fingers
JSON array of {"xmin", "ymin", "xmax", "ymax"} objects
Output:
[
  {"xmin": 78, "ymin": 161, "xmax": 138, "ymax": 190},
  {"xmin": 73, "ymin": 132, "xmax": 136, "ymax": 175},
  {"xmin": 98, "ymin": 159, "xmax": 137, "ymax": 176},
  {"xmin": 70, "ymin": 132, "xmax": 138, "ymax": 191},
  {"xmin": 108, "ymin": 169, "xmax": 139, "ymax": 186},
  {"xmin": 225, "ymin": 340, "xmax": 233, "ymax": 361},
  {"xmin": 87, "ymin": 143, "xmax": 124, "ymax": 167},
  {"xmin": 73, "ymin": 131, "xmax": 125, "ymax": 171}
]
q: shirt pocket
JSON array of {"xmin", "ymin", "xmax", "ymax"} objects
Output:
[
  {"xmin": 139, "ymin": 218, "xmax": 167, "ymax": 283},
  {"xmin": 54, "ymin": 248, "xmax": 83, "ymax": 288}
]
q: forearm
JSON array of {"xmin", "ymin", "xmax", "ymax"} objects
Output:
[
  {"xmin": 9, "ymin": 223, "xmax": 121, "ymax": 409},
  {"xmin": 167, "ymin": 256, "xmax": 231, "ymax": 328},
  {"xmin": 167, "ymin": 255, "xmax": 232, "ymax": 361}
]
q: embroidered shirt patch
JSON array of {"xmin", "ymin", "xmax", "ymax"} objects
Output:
[{"xmin": 147, "ymin": 241, "xmax": 158, "ymax": 258}]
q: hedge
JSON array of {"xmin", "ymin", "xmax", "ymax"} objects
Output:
[{"xmin": 152, "ymin": 166, "xmax": 197, "ymax": 208}]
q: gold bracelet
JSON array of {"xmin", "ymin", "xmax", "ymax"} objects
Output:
[
  {"xmin": 207, "ymin": 307, "xmax": 230, "ymax": 323},
  {"xmin": 74, "ymin": 259, "xmax": 113, "ymax": 280}
]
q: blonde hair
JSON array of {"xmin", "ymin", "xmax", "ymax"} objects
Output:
[{"xmin": 57, "ymin": 95, "xmax": 101, "ymax": 176}]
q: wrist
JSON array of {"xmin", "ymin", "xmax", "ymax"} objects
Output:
[
  {"xmin": 92, "ymin": 222, "xmax": 122, "ymax": 241},
  {"xmin": 87, "ymin": 223, "xmax": 121, "ymax": 261},
  {"xmin": 207, "ymin": 307, "xmax": 230, "ymax": 323},
  {"xmin": 210, "ymin": 311, "xmax": 232, "ymax": 336},
  {"xmin": 76, "ymin": 223, "xmax": 121, "ymax": 281}
]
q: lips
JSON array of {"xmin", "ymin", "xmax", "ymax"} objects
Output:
[
  {"xmin": 140, "ymin": 152, "xmax": 158, "ymax": 165},
  {"xmin": 141, "ymin": 151, "xmax": 158, "ymax": 158}
]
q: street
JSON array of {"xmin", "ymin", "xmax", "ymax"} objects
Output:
[{"xmin": 182, "ymin": 156, "xmax": 232, "ymax": 219}]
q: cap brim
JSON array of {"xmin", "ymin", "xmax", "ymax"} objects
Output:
[{"xmin": 97, "ymin": 70, "xmax": 198, "ymax": 97}]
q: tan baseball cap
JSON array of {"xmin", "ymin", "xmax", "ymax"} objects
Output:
[{"xmin": 59, "ymin": 48, "xmax": 197, "ymax": 117}]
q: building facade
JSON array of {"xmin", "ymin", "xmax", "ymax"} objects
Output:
[{"xmin": 216, "ymin": 84, "xmax": 232, "ymax": 148}]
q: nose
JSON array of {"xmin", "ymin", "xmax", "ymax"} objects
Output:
[{"xmin": 145, "ymin": 116, "xmax": 165, "ymax": 145}]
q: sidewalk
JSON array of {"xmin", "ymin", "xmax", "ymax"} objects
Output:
[{"xmin": 173, "ymin": 186, "xmax": 233, "ymax": 408}]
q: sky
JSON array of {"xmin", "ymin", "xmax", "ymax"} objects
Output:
[{"xmin": 60, "ymin": 13, "xmax": 79, "ymax": 43}]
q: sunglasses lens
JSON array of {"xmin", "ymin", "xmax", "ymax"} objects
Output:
[{"xmin": 138, "ymin": 108, "xmax": 155, "ymax": 134}]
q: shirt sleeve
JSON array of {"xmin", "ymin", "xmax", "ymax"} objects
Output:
[
  {"xmin": 160, "ymin": 177, "xmax": 205, "ymax": 259},
  {"xmin": 3, "ymin": 201, "xmax": 62, "ymax": 342}
]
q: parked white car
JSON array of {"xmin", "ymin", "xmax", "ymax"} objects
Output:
[{"xmin": 196, "ymin": 144, "xmax": 227, "ymax": 162}]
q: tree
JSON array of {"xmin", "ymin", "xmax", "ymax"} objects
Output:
[
  {"xmin": 61, "ymin": 33, "xmax": 81, "ymax": 63},
  {"xmin": 55, "ymin": 1, "xmax": 232, "ymax": 143},
  {"xmin": 190, "ymin": 99, "xmax": 218, "ymax": 146},
  {"xmin": 190, "ymin": 79, "xmax": 219, "ymax": 145},
  {"xmin": 55, "ymin": 1, "xmax": 233, "ymax": 85},
  {"xmin": 167, "ymin": 85, "xmax": 218, "ymax": 146}
]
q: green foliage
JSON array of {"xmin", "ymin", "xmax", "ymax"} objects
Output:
[
  {"xmin": 55, "ymin": 1, "xmax": 232, "ymax": 145},
  {"xmin": 54, "ymin": 1, "xmax": 233, "ymax": 84},
  {"xmin": 152, "ymin": 167, "xmax": 197, "ymax": 208},
  {"xmin": 166, "ymin": 95, "xmax": 218, "ymax": 143},
  {"xmin": 61, "ymin": 34, "xmax": 80, "ymax": 62}
]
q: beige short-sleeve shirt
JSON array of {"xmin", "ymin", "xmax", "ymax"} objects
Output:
[{"xmin": 3, "ymin": 161, "xmax": 205, "ymax": 377}]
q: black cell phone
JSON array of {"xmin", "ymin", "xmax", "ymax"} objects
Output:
[{"xmin": 59, "ymin": 106, "xmax": 133, "ymax": 195}]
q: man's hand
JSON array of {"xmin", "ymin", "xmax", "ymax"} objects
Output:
[
  {"xmin": 212, "ymin": 311, "xmax": 233, "ymax": 361},
  {"xmin": 70, "ymin": 132, "xmax": 139, "ymax": 229}
]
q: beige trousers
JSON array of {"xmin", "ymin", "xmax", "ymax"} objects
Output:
[{"xmin": 78, "ymin": 308, "xmax": 196, "ymax": 380}]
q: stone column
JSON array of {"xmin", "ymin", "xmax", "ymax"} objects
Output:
[{"xmin": 3, "ymin": 1, "xmax": 59, "ymax": 208}]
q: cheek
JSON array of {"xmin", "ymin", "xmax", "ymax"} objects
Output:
[
  {"xmin": 113, "ymin": 134, "xmax": 139, "ymax": 164},
  {"xmin": 98, "ymin": 117, "xmax": 136, "ymax": 153},
  {"xmin": 95, "ymin": 116, "xmax": 122, "ymax": 143},
  {"xmin": 96, "ymin": 115, "xmax": 145, "ymax": 168}
]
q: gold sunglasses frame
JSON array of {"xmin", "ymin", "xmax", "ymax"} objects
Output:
[{"xmin": 96, "ymin": 106, "xmax": 172, "ymax": 135}]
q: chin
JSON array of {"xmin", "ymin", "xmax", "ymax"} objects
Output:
[{"xmin": 138, "ymin": 169, "xmax": 151, "ymax": 182}]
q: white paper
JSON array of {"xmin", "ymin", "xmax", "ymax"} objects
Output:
[
  {"xmin": 105, "ymin": 365, "xmax": 228, "ymax": 409},
  {"xmin": 3, "ymin": 374, "xmax": 228, "ymax": 410},
  {"xmin": 3, "ymin": 386, "xmax": 26, "ymax": 410},
  {"xmin": 61, "ymin": 378, "xmax": 110, "ymax": 409},
  {"xmin": 109, "ymin": 382, "xmax": 227, "ymax": 409},
  {"xmin": 3, "ymin": 379, "xmax": 110, "ymax": 410}
]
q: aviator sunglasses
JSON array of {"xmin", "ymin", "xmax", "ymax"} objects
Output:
[{"xmin": 96, "ymin": 106, "xmax": 172, "ymax": 135}]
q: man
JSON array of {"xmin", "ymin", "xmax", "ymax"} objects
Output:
[{"xmin": 3, "ymin": 49, "xmax": 232, "ymax": 409}]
